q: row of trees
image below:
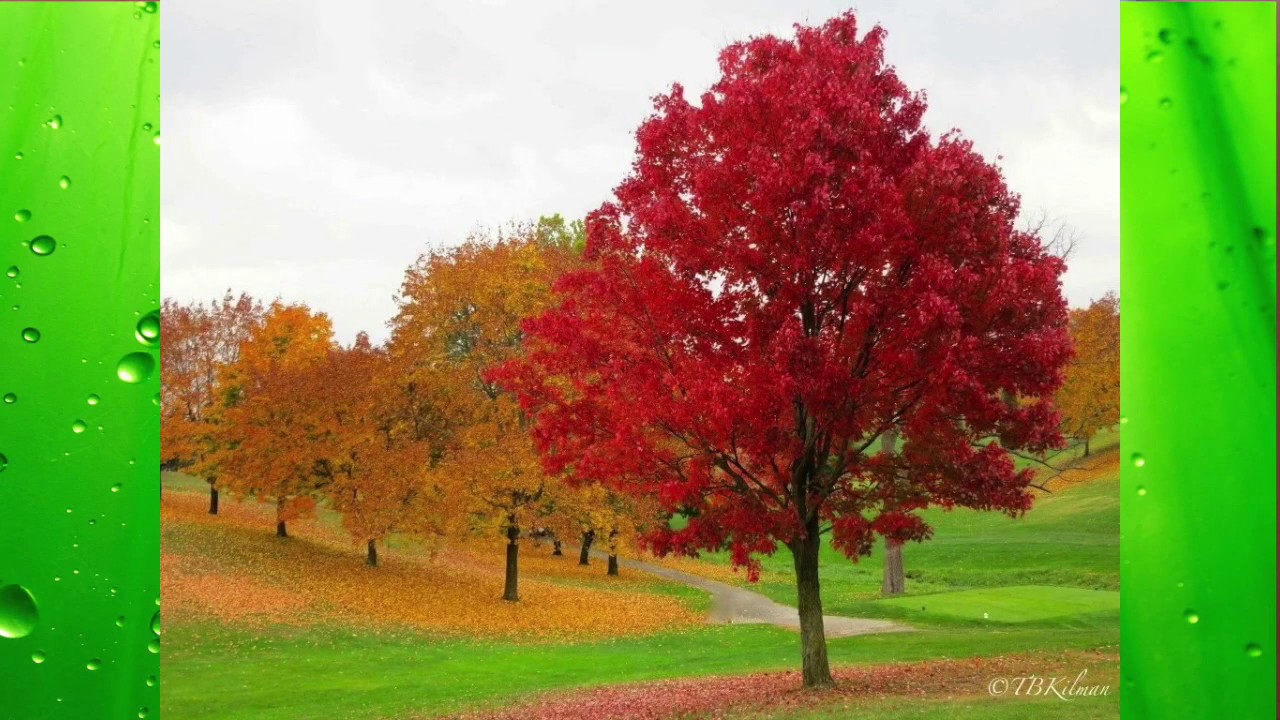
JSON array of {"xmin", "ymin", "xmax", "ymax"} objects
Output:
[
  {"xmin": 161, "ymin": 12, "xmax": 1120, "ymax": 690},
  {"xmin": 161, "ymin": 217, "xmax": 657, "ymax": 602}
]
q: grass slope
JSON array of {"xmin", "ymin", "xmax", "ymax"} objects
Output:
[{"xmin": 161, "ymin": 438, "xmax": 1120, "ymax": 720}]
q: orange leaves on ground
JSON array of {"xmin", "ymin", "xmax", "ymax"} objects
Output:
[
  {"xmin": 441, "ymin": 651, "xmax": 1120, "ymax": 720},
  {"xmin": 161, "ymin": 492, "xmax": 699, "ymax": 640}
]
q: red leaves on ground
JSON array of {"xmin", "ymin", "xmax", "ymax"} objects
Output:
[{"xmin": 440, "ymin": 652, "xmax": 1119, "ymax": 720}]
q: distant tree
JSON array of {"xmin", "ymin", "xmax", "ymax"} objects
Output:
[
  {"xmin": 494, "ymin": 13, "xmax": 1072, "ymax": 688},
  {"xmin": 1057, "ymin": 294, "xmax": 1120, "ymax": 456},
  {"xmin": 211, "ymin": 302, "xmax": 336, "ymax": 537},
  {"xmin": 160, "ymin": 291, "xmax": 264, "ymax": 514}
]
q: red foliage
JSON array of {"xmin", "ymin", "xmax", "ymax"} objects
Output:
[{"xmin": 492, "ymin": 12, "xmax": 1071, "ymax": 579}]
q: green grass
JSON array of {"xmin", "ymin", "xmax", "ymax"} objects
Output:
[
  {"xmin": 163, "ymin": 622, "xmax": 1119, "ymax": 720},
  {"xmin": 681, "ymin": 441, "xmax": 1121, "ymax": 622},
  {"xmin": 874, "ymin": 586, "xmax": 1119, "ymax": 624},
  {"xmin": 162, "ymin": 436, "xmax": 1120, "ymax": 719}
]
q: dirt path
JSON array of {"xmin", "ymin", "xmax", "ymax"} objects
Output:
[{"xmin": 608, "ymin": 554, "xmax": 911, "ymax": 638}]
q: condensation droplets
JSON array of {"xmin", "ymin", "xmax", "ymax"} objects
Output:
[
  {"xmin": 29, "ymin": 235, "xmax": 56, "ymax": 256},
  {"xmin": 116, "ymin": 353, "xmax": 155, "ymax": 384},
  {"xmin": 0, "ymin": 584, "xmax": 39, "ymax": 638}
]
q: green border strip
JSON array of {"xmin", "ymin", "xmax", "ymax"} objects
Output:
[
  {"xmin": 1121, "ymin": 3, "xmax": 1276, "ymax": 718},
  {"xmin": 1, "ymin": 3, "xmax": 161, "ymax": 718}
]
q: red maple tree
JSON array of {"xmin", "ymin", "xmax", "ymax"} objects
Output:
[{"xmin": 493, "ymin": 12, "xmax": 1071, "ymax": 688}]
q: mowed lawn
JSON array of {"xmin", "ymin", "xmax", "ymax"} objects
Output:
[{"xmin": 160, "ymin": 438, "xmax": 1119, "ymax": 720}]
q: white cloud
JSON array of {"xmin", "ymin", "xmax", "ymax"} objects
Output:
[{"xmin": 164, "ymin": 0, "xmax": 1118, "ymax": 343}]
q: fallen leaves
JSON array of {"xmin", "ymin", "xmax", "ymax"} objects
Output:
[
  {"xmin": 162, "ymin": 491, "xmax": 701, "ymax": 640},
  {"xmin": 437, "ymin": 651, "xmax": 1121, "ymax": 720}
]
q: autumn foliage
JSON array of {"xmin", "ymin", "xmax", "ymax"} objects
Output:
[
  {"xmin": 493, "ymin": 12, "xmax": 1072, "ymax": 687},
  {"xmin": 156, "ymin": 12, "xmax": 1115, "ymax": 695},
  {"xmin": 1056, "ymin": 293, "xmax": 1120, "ymax": 454}
]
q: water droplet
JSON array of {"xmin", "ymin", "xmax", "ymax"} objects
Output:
[
  {"xmin": 1159, "ymin": 97, "xmax": 1173, "ymax": 109},
  {"xmin": 14, "ymin": 152, "xmax": 23, "ymax": 160},
  {"xmin": 1120, "ymin": 87, "xmax": 1128, "ymax": 105},
  {"xmin": 1184, "ymin": 609, "xmax": 1199, "ymax": 624},
  {"xmin": 0, "ymin": 584, "xmax": 39, "ymax": 638},
  {"xmin": 143, "ymin": 1, "xmax": 157, "ymax": 12},
  {"xmin": 31, "ymin": 650, "xmax": 46, "ymax": 664},
  {"xmin": 135, "ymin": 311, "xmax": 160, "ymax": 347},
  {"xmin": 30, "ymin": 235, "xmax": 56, "ymax": 255},
  {"xmin": 146, "ymin": 675, "xmax": 156, "ymax": 687},
  {"xmin": 87, "ymin": 394, "xmax": 100, "ymax": 405},
  {"xmin": 1158, "ymin": 28, "xmax": 1176, "ymax": 44},
  {"xmin": 116, "ymin": 615, "xmax": 126, "ymax": 627},
  {"xmin": 46, "ymin": 115, "xmax": 62, "ymax": 129},
  {"xmin": 152, "ymin": 40, "xmax": 160, "ymax": 49},
  {"xmin": 150, "ymin": 610, "xmax": 160, "ymax": 636},
  {"xmin": 21, "ymin": 327, "xmax": 41, "ymax": 343},
  {"xmin": 110, "ymin": 483, "xmax": 122, "ymax": 493},
  {"xmin": 152, "ymin": 132, "xmax": 161, "ymax": 146},
  {"xmin": 86, "ymin": 658, "xmax": 102, "ymax": 671},
  {"xmin": 0, "ymin": 453, "xmax": 7, "ymax": 472},
  {"xmin": 138, "ymin": 708, "xmax": 150, "ymax": 719},
  {"xmin": 116, "ymin": 353, "xmax": 155, "ymax": 383},
  {"xmin": 1119, "ymin": 416, "xmax": 1128, "ymax": 425},
  {"xmin": 147, "ymin": 639, "xmax": 159, "ymax": 654},
  {"xmin": 1147, "ymin": 50, "xmax": 1164, "ymax": 63},
  {"xmin": 3, "ymin": 393, "xmax": 15, "ymax": 404},
  {"xmin": 71, "ymin": 420, "xmax": 87, "ymax": 434},
  {"xmin": 1137, "ymin": 486, "xmax": 1147, "ymax": 496},
  {"xmin": 1132, "ymin": 453, "xmax": 1146, "ymax": 468},
  {"xmin": 5, "ymin": 266, "xmax": 16, "ymax": 278},
  {"xmin": 142, "ymin": 122, "xmax": 153, "ymax": 132},
  {"xmin": 14, "ymin": 209, "xmax": 30, "ymax": 222},
  {"xmin": 59, "ymin": 176, "xmax": 71, "ymax": 190},
  {"xmin": 152, "ymin": 393, "xmax": 161, "ymax": 407},
  {"xmin": 1245, "ymin": 643, "xmax": 1263, "ymax": 658}
]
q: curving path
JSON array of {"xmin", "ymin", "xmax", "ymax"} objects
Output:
[{"xmin": 604, "ymin": 553, "xmax": 913, "ymax": 638}]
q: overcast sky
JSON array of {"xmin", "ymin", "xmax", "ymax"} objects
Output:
[{"xmin": 163, "ymin": 0, "xmax": 1119, "ymax": 344}]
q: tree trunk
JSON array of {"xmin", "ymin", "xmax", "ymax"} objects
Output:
[
  {"xmin": 208, "ymin": 480, "xmax": 219, "ymax": 516},
  {"xmin": 502, "ymin": 518, "xmax": 520, "ymax": 602},
  {"xmin": 791, "ymin": 523, "xmax": 834, "ymax": 688},
  {"xmin": 578, "ymin": 529, "xmax": 594, "ymax": 565},
  {"xmin": 275, "ymin": 497, "xmax": 288, "ymax": 538},
  {"xmin": 607, "ymin": 527, "xmax": 620, "ymax": 576},
  {"xmin": 880, "ymin": 428, "xmax": 905, "ymax": 596},
  {"xmin": 366, "ymin": 539, "xmax": 378, "ymax": 567},
  {"xmin": 882, "ymin": 539, "xmax": 905, "ymax": 595},
  {"xmin": 1084, "ymin": 436, "xmax": 1091, "ymax": 457},
  {"xmin": 552, "ymin": 540, "xmax": 563, "ymax": 556}
]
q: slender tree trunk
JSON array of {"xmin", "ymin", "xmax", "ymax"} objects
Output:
[
  {"xmin": 503, "ymin": 518, "xmax": 520, "ymax": 602},
  {"xmin": 607, "ymin": 527, "xmax": 620, "ymax": 576},
  {"xmin": 880, "ymin": 428, "xmax": 905, "ymax": 596},
  {"xmin": 791, "ymin": 521, "xmax": 834, "ymax": 689},
  {"xmin": 882, "ymin": 539, "xmax": 905, "ymax": 595},
  {"xmin": 366, "ymin": 539, "xmax": 378, "ymax": 567},
  {"xmin": 552, "ymin": 539, "xmax": 563, "ymax": 556},
  {"xmin": 208, "ymin": 479, "xmax": 219, "ymax": 516},
  {"xmin": 578, "ymin": 529, "xmax": 594, "ymax": 565},
  {"xmin": 1084, "ymin": 436, "xmax": 1091, "ymax": 457},
  {"xmin": 275, "ymin": 497, "xmax": 288, "ymax": 538}
]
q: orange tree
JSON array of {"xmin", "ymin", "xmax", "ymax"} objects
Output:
[
  {"xmin": 307, "ymin": 334, "xmax": 450, "ymax": 566},
  {"xmin": 1056, "ymin": 293, "xmax": 1120, "ymax": 455},
  {"xmin": 160, "ymin": 291, "xmax": 264, "ymax": 514},
  {"xmin": 207, "ymin": 301, "xmax": 337, "ymax": 536},
  {"xmin": 388, "ymin": 229, "xmax": 579, "ymax": 601}
]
